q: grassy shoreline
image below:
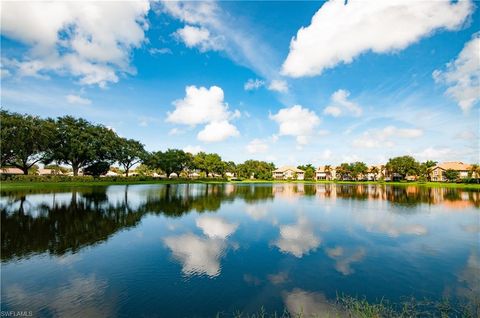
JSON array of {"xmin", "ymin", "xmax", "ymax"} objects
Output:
[{"xmin": 2, "ymin": 178, "xmax": 480, "ymax": 190}]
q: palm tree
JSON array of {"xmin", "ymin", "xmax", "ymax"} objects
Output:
[
  {"xmin": 370, "ymin": 166, "xmax": 379, "ymax": 181},
  {"xmin": 423, "ymin": 160, "xmax": 437, "ymax": 181},
  {"xmin": 470, "ymin": 164, "xmax": 480, "ymax": 182},
  {"xmin": 325, "ymin": 165, "xmax": 332, "ymax": 180}
]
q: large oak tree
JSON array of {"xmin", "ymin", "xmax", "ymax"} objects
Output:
[
  {"xmin": 46, "ymin": 116, "xmax": 118, "ymax": 176},
  {"xmin": 0, "ymin": 110, "xmax": 52, "ymax": 174}
]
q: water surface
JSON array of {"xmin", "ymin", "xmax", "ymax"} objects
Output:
[{"xmin": 1, "ymin": 183, "xmax": 479, "ymax": 317}]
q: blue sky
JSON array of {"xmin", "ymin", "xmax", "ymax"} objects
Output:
[{"xmin": 1, "ymin": 0, "xmax": 479, "ymax": 166}]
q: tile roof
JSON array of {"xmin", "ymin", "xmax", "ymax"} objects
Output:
[
  {"xmin": 0, "ymin": 167, "xmax": 24, "ymax": 174},
  {"xmin": 435, "ymin": 162, "xmax": 472, "ymax": 171},
  {"xmin": 273, "ymin": 166, "xmax": 305, "ymax": 173},
  {"xmin": 316, "ymin": 165, "xmax": 334, "ymax": 172}
]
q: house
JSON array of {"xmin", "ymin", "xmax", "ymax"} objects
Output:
[
  {"xmin": 104, "ymin": 171, "xmax": 118, "ymax": 177},
  {"xmin": 315, "ymin": 166, "xmax": 335, "ymax": 180},
  {"xmin": 366, "ymin": 165, "xmax": 386, "ymax": 181},
  {"xmin": 0, "ymin": 167, "xmax": 23, "ymax": 175},
  {"xmin": 225, "ymin": 172, "xmax": 235, "ymax": 179},
  {"xmin": 37, "ymin": 168, "xmax": 64, "ymax": 176},
  {"xmin": 272, "ymin": 166, "xmax": 305, "ymax": 180},
  {"xmin": 430, "ymin": 162, "xmax": 472, "ymax": 181}
]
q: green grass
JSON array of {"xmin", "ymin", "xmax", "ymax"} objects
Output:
[
  {"xmin": 216, "ymin": 295, "xmax": 479, "ymax": 318},
  {"xmin": 2, "ymin": 178, "xmax": 480, "ymax": 190}
]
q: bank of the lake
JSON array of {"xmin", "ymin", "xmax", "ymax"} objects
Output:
[{"xmin": 2, "ymin": 178, "xmax": 480, "ymax": 190}]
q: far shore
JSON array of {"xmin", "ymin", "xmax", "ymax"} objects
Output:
[{"xmin": 2, "ymin": 178, "xmax": 480, "ymax": 190}]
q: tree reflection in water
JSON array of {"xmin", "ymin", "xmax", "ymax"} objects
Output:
[{"xmin": 1, "ymin": 183, "xmax": 478, "ymax": 262}]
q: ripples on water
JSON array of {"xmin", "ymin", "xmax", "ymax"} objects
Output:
[{"xmin": 1, "ymin": 183, "xmax": 479, "ymax": 317}]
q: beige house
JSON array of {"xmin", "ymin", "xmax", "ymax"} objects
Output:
[
  {"xmin": 272, "ymin": 166, "xmax": 305, "ymax": 180},
  {"xmin": 315, "ymin": 166, "xmax": 335, "ymax": 180},
  {"xmin": 430, "ymin": 162, "xmax": 472, "ymax": 181},
  {"xmin": 37, "ymin": 168, "xmax": 64, "ymax": 176},
  {"xmin": 367, "ymin": 165, "xmax": 386, "ymax": 181},
  {"xmin": 0, "ymin": 167, "xmax": 23, "ymax": 175}
]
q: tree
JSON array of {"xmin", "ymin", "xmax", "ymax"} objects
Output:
[
  {"xmin": 204, "ymin": 153, "xmax": 225, "ymax": 176},
  {"xmin": 115, "ymin": 138, "xmax": 146, "ymax": 177},
  {"xmin": 297, "ymin": 164, "xmax": 315, "ymax": 180},
  {"xmin": 324, "ymin": 165, "xmax": 332, "ymax": 180},
  {"xmin": 386, "ymin": 156, "xmax": 419, "ymax": 180},
  {"xmin": 444, "ymin": 169, "xmax": 460, "ymax": 182},
  {"xmin": 134, "ymin": 164, "xmax": 156, "ymax": 176},
  {"xmin": 84, "ymin": 161, "xmax": 110, "ymax": 177},
  {"xmin": 370, "ymin": 166, "xmax": 379, "ymax": 181},
  {"xmin": 44, "ymin": 164, "xmax": 70, "ymax": 174},
  {"xmin": 224, "ymin": 161, "xmax": 237, "ymax": 176},
  {"xmin": 469, "ymin": 164, "xmax": 480, "ymax": 181},
  {"xmin": 147, "ymin": 149, "xmax": 191, "ymax": 176},
  {"xmin": 192, "ymin": 152, "xmax": 225, "ymax": 177},
  {"xmin": 336, "ymin": 163, "xmax": 351, "ymax": 180},
  {"xmin": 350, "ymin": 162, "xmax": 368, "ymax": 181},
  {"xmin": 236, "ymin": 160, "xmax": 275, "ymax": 180},
  {"xmin": 46, "ymin": 116, "xmax": 118, "ymax": 176},
  {"xmin": 419, "ymin": 160, "xmax": 437, "ymax": 181},
  {"xmin": 0, "ymin": 111, "xmax": 53, "ymax": 174}
]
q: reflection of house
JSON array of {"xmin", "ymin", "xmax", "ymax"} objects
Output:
[
  {"xmin": 272, "ymin": 183, "xmax": 305, "ymax": 198},
  {"xmin": 430, "ymin": 162, "xmax": 472, "ymax": 181},
  {"xmin": 0, "ymin": 167, "xmax": 23, "ymax": 175},
  {"xmin": 272, "ymin": 166, "xmax": 305, "ymax": 180},
  {"xmin": 315, "ymin": 166, "xmax": 335, "ymax": 180}
]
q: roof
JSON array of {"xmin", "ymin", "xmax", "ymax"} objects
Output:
[
  {"xmin": 38, "ymin": 168, "xmax": 64, "ymax": 175},
  {"xmin": 273, "ymin": 166, "xmax": 305, "ymax": 173},
  {"xmin": 435, "ymin": 162, "xmax": 472, "ymax": 171},
  {"xmin": 0, "ymin": 167, "xmax": 23, "ymax": 174},
  {"xmin": 316, "ymin": 165, "xmax": 334, "ymax": 172}
]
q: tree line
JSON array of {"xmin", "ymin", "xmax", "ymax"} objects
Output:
[
  {"xmin": 2, "ymin": 111, "xmax": 477, "ymax": 181},
  {"xmin": 299, "ymin": 156, "xmax": 478, "ymax": 182},
  {"xmin": 0, "ymin": 111, "xmax": 276, "ymax": 179}
]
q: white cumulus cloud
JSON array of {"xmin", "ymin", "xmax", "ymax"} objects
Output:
[
  {"xmin": 174, "ymin": 25, "xmax": 221, "ymax": 52},
  {"xmin": 282, "ymin": 0, "xmax": 472, "ymax": 77},
  {"xmin": 1, "ymin": 1, "xmax": 150, "ymax": 87},
  {"xmin": 244, "ymin": 78, "xmax": 265, "ymax": 91},
  {"xmin": 268, "ymin": 79, "xmax": 288, "ymax": 93},
  {"xmin": 324, "ymin": 89, "xmax": 362, "ymax": 117},
  {"xmin": 352, "ymin": 125, "xmax": 423, "ymax": 148},
  {"xmin": 66, "ymin": 94, "xmax": 91, "ymax": 105},
  {"xmin": 433, "ymin": 32, "xmax": 480, "ymax": 112},
  {"xmin": 167, "ymin": 85, "xmax": 240, "ymax": 142},
  {"xmin": 183, "ymin": 145, "xmax": 203, "ymax": 155},
  {"xmin": 270, "ymin": 105, "xmax": 320, "ymax": 145},
  {"xmin": 246, "ymin": 139, "xmax": 269, "ymax": 154},
  {"xmin": 197, "ymin": 120, "xmax": 239, "ymax": 142},
  {"xmin": 167, "ymin": 86, "xmax": 231, "ymax": 126}
]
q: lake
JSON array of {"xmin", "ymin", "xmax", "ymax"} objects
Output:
[{"xmin": 1, "ymin": 183, "xmax": 479, "ymax": 317}]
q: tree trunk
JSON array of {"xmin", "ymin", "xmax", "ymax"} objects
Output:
[
  {"xmin": 72, "ymin": 163, "xmax": 79, "ymax": 176},
  {"xmin": 125, "ymin": 168, "xmax": 129, "ymax": 177},
  {"xmin": 22, "ymin": 167, "xmax": 29, "ymax": 175}
]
